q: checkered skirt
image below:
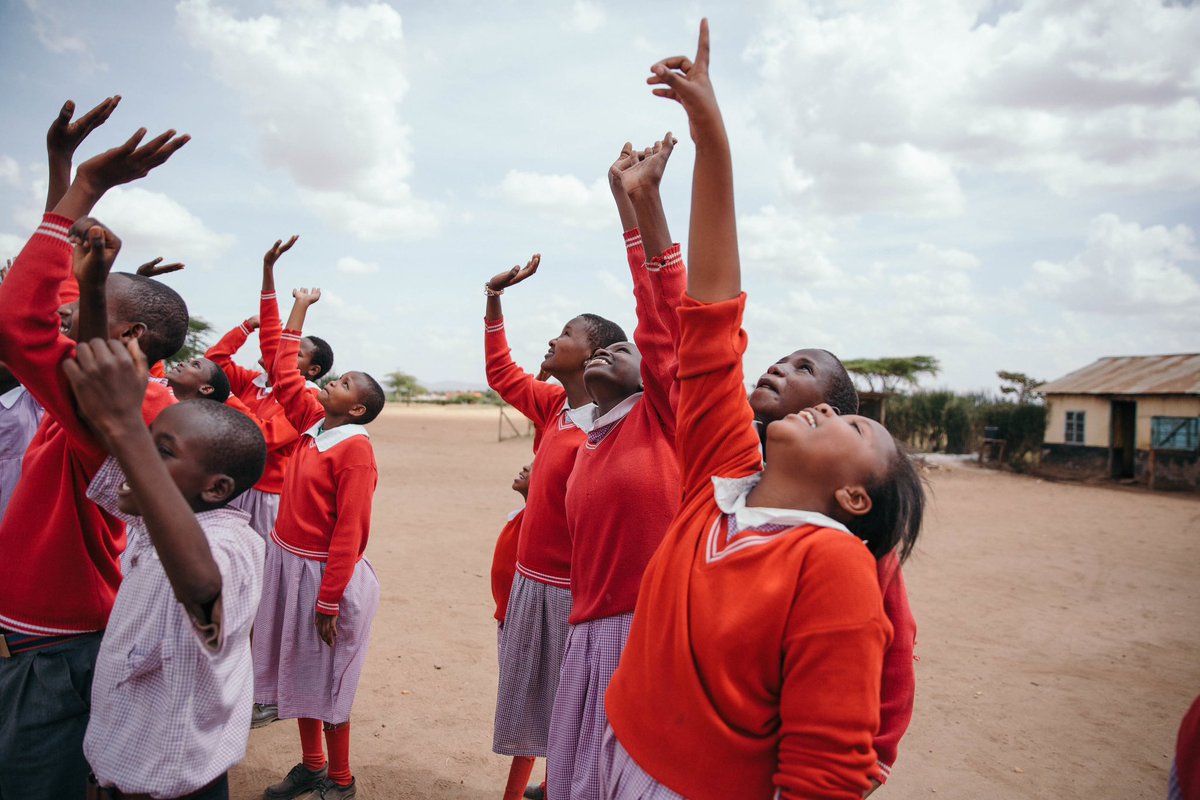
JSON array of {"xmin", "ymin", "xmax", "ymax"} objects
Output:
[
  {"xmin": 252, "ymin": 541, "xmax": 380, "ymax": 724},
  {"xmin": 599, "ymin": 725, "xmax": 685, "ymax": 800},
  {"xmin": 546, "ymin": 613, "xmax": 633, "ymax": 800},
  {"xmin": 228, "ymin": 487, "xmax": 280, "ymax": 541},
  {"xmin": 492, "ymin": 573, "xmax": 573, "ymax": 756}
]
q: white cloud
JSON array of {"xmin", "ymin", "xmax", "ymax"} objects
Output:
[
  {"xmin": 748, "ymin": 0, "xmax": 1200, "ymax": 217},
  {"xmin": 564, "ymin": 0, "xmax": 605, "ymax": 33},
  {"xmin": 0, "ymin": 157, "xmax": 19, "ymax": 188},
  {"xmin": 492, "ymin": 169, "xmax": 612, "ymax": 229},
  {"xmin": 0, "ymin": 233, "xmax": 25, "ymax": 262},
  {"xmin": 25, "ymin": 0, "xmax": 93, "ymax": 58},
  {"xmin": 336, "ymin": 255, "xmax": 380, "ymax": 275},
  {"xmin": 92, "ymin": 187, "xmax": 236, "ymax": 264},
  {"xmin": 1028, "ymin": 214, "xmax": 1200, "ymax": 316},
  {"xmin": 739, "ymin": 205, "xmax": 842, "ymax": 283},
  {"xmin": 177, "ymin": 0, "xmax": 440, "ymax": 240}
]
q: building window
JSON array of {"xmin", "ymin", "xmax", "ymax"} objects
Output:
[
  {"xmin": 1064, "ymin": 411, "xmax": 1086, "ymax": 444},
  {"xmin": 1151, "ymin": 416, "xmax": 1200, "ymax": 451}
]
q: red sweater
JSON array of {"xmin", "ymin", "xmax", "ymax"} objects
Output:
[
  {"xmin": 270, "ymin": 330, "xmax": 377, "ymax": 617},
  {"xmin": 484, "ymin": 321, "xmax": 586, "ymax": 588},
  {"xmin": 491, "ymin": 508, "xmax": 524, "ymax": 622},
  {"xmin": 606, "ymin": 294, "xmax": 890, "ymax": 800},
  {"xmin": 0, "ymin": 215, "xmax": 174, "ymax": 635},
  {"xmin": 562, "ymin": 234, "xmax": 683, "ymax": 624},
  {"xmin": 874, "ymin": 552, "xmax": 916, "ymax": 778},
  {"xmin": 204, "ymin": 291, "xmax": 305, "ymax": 494}
]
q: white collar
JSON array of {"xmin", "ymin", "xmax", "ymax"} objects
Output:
[
  {"xmin": 0, "ymin": 385, "xmax": 26, "ymax": 409},
  {"xmin": 590, "ymin": 392, "xmax": 642, "ymax": 430},
  {"xmin": 303, "ymin": 421, "xmax": 370, "ymax": 452},
  {"xmin": 712, "ymin": 472, "xmax": 852, "ymax": 535},
  {"xmin": 506, "ymin": 505, "xmax": 525, "ymax": 522},
  {"xmin": 563, "ymin": 399, "xmax": 597, "ymax": 433},
  {"xmin": 252, "ymin": 373, "xmax": 269, "ymax": 389}
]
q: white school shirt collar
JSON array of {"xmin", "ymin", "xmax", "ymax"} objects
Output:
[
  {"xmin": 252, "ymin": 374, "xmax": 320, "ymax": 392},
  {"xmin": 711, "ymin": 471, "xmax": 853, "ymax": 536},
  {"xmin": 563, "ymin": 400, "xmax": 597, "ymax": 433},
  {"xmin": 0, "ymin": 385, "xmax": 26, "ymax": 409},
  {"xmin": 302, "ymin": 421, "xmax": 370, "ymax": 453},
  {"xmin": 587, "ymin": 392, "xmax": 642, "ymax": 431},
  {"xmin": 507, "ymin": 505, "xmax": 525, "ymax": 522}
]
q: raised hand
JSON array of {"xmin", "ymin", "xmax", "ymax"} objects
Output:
[
  {"xmin": 47, "ymin": 97, "xmax": 121, "ymax": 161},
  {"xmin": 609, "ymin": 142, "xmax": 637, "ymax": 197},
  {"xmin": 647, "ymin": 19, "xmax": 722, "ymax": 143},
  {"xmin": 245, "ymin": 314, "xmax": 261, "ymax": 331},
  {"xmin": 615, "ymin": 133, "xmax": 677, "ymax": 198},
  {"xmin": 62, "ymin": 338, "xmax": 149, "ymax": 440},
  {"xmin": 292, "ymin": 287, "xmax": 321, "ymax": 306},
  {"xmin": 487, "ymin": 254, "xmax": 540, "ymax": 294},
  {"xmin": 264, "ymin": 235, "xmax": 299, "ymax": 271},
  {"xmin": 74, "ymin": 127, "xmax": 191, "ymax": 193},
  {"xmin": 72, "ymin": 222, "xmax": 123, "ymax": 288},
  {"xmin": 136, "ymin": 256, "xmax": 185, "ymax": 278}
]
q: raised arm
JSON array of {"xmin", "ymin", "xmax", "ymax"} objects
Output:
[
  {"xmin": 272, "ymin": 289, "xmax": 326, "ymax": 433},
  {"xmin": 63, "ymin": 338, "xmax": 223, "ymax": 626},
  {"xmin": 205, "ymin": 316, "xmax": 262, "ymax": 396},
  {"xmin": 72, "ymin": 220, "xmax": 122, "ymax": 346},
  {"xmin": 648, "ymin": 19, "xmax": 740, "ymax": 303},
  {"xmin": 259, "ymin": 236, "xmax": 298, "ymax": 378},
  {"xmin": 45, "ymin": 96, "xmax": 120, "ymax": 213}
]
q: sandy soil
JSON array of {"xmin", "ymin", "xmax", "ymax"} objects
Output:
[{"xmin": 231, "ymin": 405, "xmax": 1200, "ymax": 800}]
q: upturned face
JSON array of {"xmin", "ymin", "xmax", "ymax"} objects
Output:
[
  {"xmin": 58, "ymin": 274, "xmax": 140, "ymax": 344},
  {"xmin": 167, "ymin": 358, "xmax": 217, "ymax": 401},
  {"xmin": 749, "ymin": 348, "xmax": 847, "ymax": 423},
  {"xmin": 541, "ymin": 316, "xmax": 594, "ymax": 375},
  {"xmin": 512, "ymin": 463, "xmax": 532, "ymax": 498},
  {"xmin": 117, "ymin": 403, "xmax": 227, "ymax": 515},
  {"xmin": 258, "ymin": 337, "xmax": 319, "ymax": 380},
  {"xmin": 317, "ymin": 370, "xmax": 371, "ymax": 419},
  {"xmin": 582, "ymin": 341, "xmax": 642, "ymax": 403}
]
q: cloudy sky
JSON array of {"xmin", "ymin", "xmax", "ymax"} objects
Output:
[{"xmin": 1, "ymin": 0, "xmax": 1197, "ymax": 392}]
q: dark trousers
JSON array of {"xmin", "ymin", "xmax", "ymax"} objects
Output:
[
  {"xmin": 87, "ymin": 773, "xmax": 229, "ymax": 800},
  {"xmin": 0, "ymin": 633, "xmax": 102, "ymax": 800}
]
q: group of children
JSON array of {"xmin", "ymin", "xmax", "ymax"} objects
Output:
[
  {"xmin": 484, "ymin": 19, "xmax": 924, "ymax": 800},
  {"xmin": 0, "ymin": 97, "xmax": 385, "ymax": 800}
]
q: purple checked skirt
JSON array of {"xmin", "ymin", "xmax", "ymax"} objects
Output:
[
  {"xmin": 252, "ymin": 540, "xmax": 380, "ymax": 724},
  {"xmin": 229, "ymin": 487, "xmax": 280, "ymax": 541},
  {"xmin": 599, "ymin": 726, "xmax": 685, "ymax": 800},
  {"xmin": 492, "ymin": 573, "xmax": 572, "ymax": 757},
  {"xmin": 546, "ymin": 612, "xmax": 633, "ymax": 800}
]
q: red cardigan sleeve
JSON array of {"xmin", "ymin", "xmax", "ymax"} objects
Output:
[
  {"xmin": 316, "ymin": 454, "xmax": 377, "ymax": 616},
  {"xmin": 270, "ymin": 330, "xmax": 325, "ymax": 435},
  {"xmin": 484, "ymin": 318, "xmax": 566, "ymax": 428},
  {"xmin": 645, "ymin": 243, "xmax": 685, "ymax": 427},
  {"xmin": 874, "ymin": 553, "xmax": 917, "ymax": 778},
  {"xmin": 626, "ymin": 230, "xmax": 683, "ymax": 439},
  {"xmin": 258, "ymin": 291, "xmax": 284, "ymax": 379},
  {"xmin": 205, "ymin": 321, "xmax": 262, "ymax": 397},
  {"xmin": 0, "ymin": 215, "xmax": 104, "ymax": 456}
]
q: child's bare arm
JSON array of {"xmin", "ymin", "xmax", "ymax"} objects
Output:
[
  {"xmin": 616, "ymin": 133, "xmax": 677, "ymax": 261},
  {"xmin": 72, "ymin": 221, "xmax": 122, "ymax": 345},
  {"xmin": 609, "ymin": 142, "xmax": 639, "ymax": 232},
  {"xmin": 45, "ymin": 97, "xmax": 120, "ymax": 212},
  {"xmin": 259, "ymin": 236, "xmax": 298, "ymax": 374},
  {"xmin": 484, "ymin": 253, "xmax": 540, "ymax": 323},
  {"xmin": 53, "ymin": 127, "xmax": 190, "ymax": 223},
  {"xmin": 648, "ymin": 19, "xmax": 740, "ymax": 303},
  {"xmin": 63, "ymin": 339, "xmax": 223, "ymax": 624}
]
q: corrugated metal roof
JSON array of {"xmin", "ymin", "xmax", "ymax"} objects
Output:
[{"xmin": 1039, "ymin": 354, "xmax": 1200, "ymax": 396}]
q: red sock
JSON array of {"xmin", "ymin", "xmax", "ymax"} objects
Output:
[
  {"xmin": 325, "ymin": 723, "xmax": 352, "ymax": 786},
  {"xmin": 298, "ymin": 718, "xmax": 325, "ymax": 771},
  {"xmin": 503, "ymin": 756, "xmax": 536, "ymax": 800}
]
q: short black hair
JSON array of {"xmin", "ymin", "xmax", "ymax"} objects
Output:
[
  {"xmin": 178, "ymin": 400, "xmax": 267, "ymax": 502},
  {"xmin": 112, "ymin": 273, "xmax": 189, "ymax": 363},
  {"xmin": 203, "ymin": 359, "xmax": 231, "ymax": 404},
  {"xmin": 355, "ymin": 371, "xmax": 387, "ymax": 425},
  {"xmin": 850, "ymin": 445, "xmax": 925, "ymax": 563},
  {"xmin": 305, "ymin": 335, "xmax": 334, "ymax": 380},
  {"xmin": 819, "ymin": 349, "xmax": 860, "ymax": 416},
  {"xmin": 578, "ymin": 313, "xmax": 627, "ymax": 351}
]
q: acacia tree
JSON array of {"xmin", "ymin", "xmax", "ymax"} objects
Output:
[
  {"xmin": 842, "ymin": 355, "xmax": 941, "ymax": 394},
  {"xmin": 997, "ymin": 370, "xmax": 1044, "ymax": 404},
  {"xmin": 385, "ymin": 370, "xmax": 426, "ymax": 403},
  {"xmin": 167, "ymin": 316, "xmax": 214, "ymax": 365}
]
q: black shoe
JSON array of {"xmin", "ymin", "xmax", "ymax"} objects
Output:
[
  {"xmin": 304, "ymin": 777, "xmax": 357, "ymax": 799},
  {"xmin": 264, "ymin": 763, "xmax": 329, "ymax": 799},
  {"xmin": 523, "ymin": 783, "xmax": 545, "ymax": 800},
  {"xmin": 252, "ymin": 703, "xmax": 280, "ymax": 729}
]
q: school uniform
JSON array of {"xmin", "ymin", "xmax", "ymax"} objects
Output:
[
  {"xmin": 251, "ymin": 329, "xmax": 379, "ymax": 725},
  {"xmin": 603, "ymin": 293, "xmax": 892, "ymax": 800},
  {"xmin": 485, "ymin": 306, "xmax": 597, "ymax": 757},
  {"xmin": 0, "ymin": 214, "xmax": 176, "ymax": 799},
  {"xmin": 205, "ymin": 291, "xmax": 320, "ymax": 539},
  {"xmin": 0, "ymin": 384, "xmax": 44, "ymax": 519},
  {"xmin": 492, "ymin": 507, "xmax": 525, "ymax": 624},
  {"xmin": 83, "ymin": 459, "xmax": 264, "ymax": 798}
]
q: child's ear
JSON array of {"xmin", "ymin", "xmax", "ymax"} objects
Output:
[
  {"xmin": 305, "ymin": 364, "xmax": 322, "ymax": 380},
  {"xmin": 201, "ymin": 474, "xmax": 236, "ymax": 505},
  {"xmin": 199, "ymin": 383, "xmax": 214, "ymax": 396},
  {"xmin": 118, "ymin": 321, "xmax": 147, "ymax": 343},
  {"xmin": 348, "ymin": 403, "xmax": 367, "ymax": 419},
  {"xmin": 834, "ymin": 485, "xmax": 873, "ymax": 518}
]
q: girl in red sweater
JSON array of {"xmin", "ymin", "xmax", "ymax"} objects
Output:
[
  {"xmin": 602, "ymin": 21, "xmax": 925, "ymax": 800},
  {"xmin": 253, "ymin": 287, "xmax": 387, "ymax": 800},
  {"xmin": 546, "ymin": 134, "xmax": 686, "ymax": 800},
  {"xmin": 483, "ymin": 247, "xmax": 627, "ymax": 799}
]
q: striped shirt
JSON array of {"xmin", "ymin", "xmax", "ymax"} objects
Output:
[
  {"xmin": 84, "ymin": 458, "xmax": 265, "ymax": 796},
  {"xmin": 0, "ymin": 385, "xmax": 43, "ymax": 518}
]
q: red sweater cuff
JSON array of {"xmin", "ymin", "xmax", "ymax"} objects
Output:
[
  {"xmin": 646, "ymin": 242, "xmax": 682, "ymax": 272},
  {"xmin": 484, "ymin": 317, "xmax": 504, "ymax": 333},
  {"xmin": 281, "ymin": 328, "xmax": 303, "ymax": 339},
  {"xmin": 623, "ymin": 228, "xmax": 642, "ymax": 249},
  {"xmin": 315, "ymin": 598, "xmax": 340, "ymax": 616}
]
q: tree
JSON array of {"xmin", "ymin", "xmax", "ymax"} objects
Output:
[
  {"xmin": 167, "ymin": 316, "xmax": 214, "ymax": 365},
  {"xmin": 843, "ymin": 355, "xmax": 941, "ymax": 394},
  {"xmin": 384, "ymin": 370, "xmax": 426, "ymax": 403},
  {"xmin": 997, "ymin": 370, "xmax": 1043, "ymax": 404}
]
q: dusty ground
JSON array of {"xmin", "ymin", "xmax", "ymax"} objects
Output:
[{"xmin": 231, "ymin": 405, "xmax": 1200, "ymax": 799}]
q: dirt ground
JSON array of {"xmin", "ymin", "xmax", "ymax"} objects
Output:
[{"xmin": 230, "ymin": 405, "xmax": 1200, "ymax": 800}]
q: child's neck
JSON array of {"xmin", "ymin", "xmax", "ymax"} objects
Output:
[
  {"xmin": 746, "ymin": 465, "xmax": 838, "ymax": 520},
  {"xmin": 320, "ymin": 414, "xmax": 357, "ymax": 430},
  {"xmin": 557, "ymin": 370, "xmax": 593, "ymax": 410}
]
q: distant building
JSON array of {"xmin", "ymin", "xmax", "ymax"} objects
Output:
[{"xmin": 1038, "ymin": 354, "xmax": 1200, "ymax": 491}]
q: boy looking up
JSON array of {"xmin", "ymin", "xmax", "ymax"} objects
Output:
[{"xmin": 0, "ymin": 117, "xmax": 188, "ymax": 799}]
